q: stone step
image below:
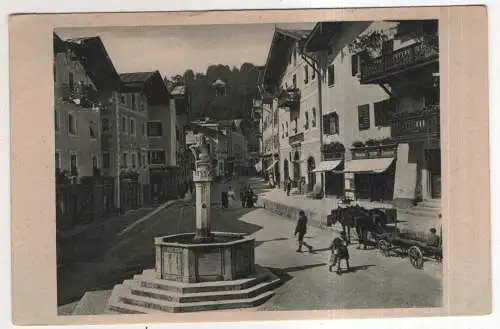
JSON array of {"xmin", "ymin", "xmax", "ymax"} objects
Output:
[
  {"xmin": 133, "ymin": 266, "xmax": 270, "ymax": 294},
  {"xmin": 126, "ymin": 275, "xmax": 281, "ymax": 303},
  {"xmin": 118, "ymin": 289, "xmax": 275, "ymax": 313}
]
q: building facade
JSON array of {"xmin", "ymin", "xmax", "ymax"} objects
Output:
[
  {"xmin": 262, "ymin": 28, "xmax": 322, "ymax": 192},
  {"xmin": 54, "ymin": 34, "xmax": 121, "ymax": 180},
  {"xmin": 119, "ymin": 71, "xmax": 178, "ymax": 202},
  {"xmin": 304, "ymin": 20, "xmax": 440, "ymax": 203}
]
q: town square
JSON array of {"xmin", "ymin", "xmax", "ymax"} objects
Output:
[{"xmin": 53, "ymin": 20, "xmax": 443, "ymax": 314}]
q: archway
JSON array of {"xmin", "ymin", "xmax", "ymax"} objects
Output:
[
  {"xmin": 307, "ymin": 157, "xmax": 316, "ymax": 192},
  {"xmin": 293, "ymin": 151, "xmax": 301, "ymax": 186},
  {"xmin": 283, "ymin": 159, "xmax": 289, "ymax": 182}
]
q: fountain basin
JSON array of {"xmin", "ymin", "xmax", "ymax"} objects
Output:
[{"xmin": 154, "ymin": 232, "xmax": 255, "ymax": 283}]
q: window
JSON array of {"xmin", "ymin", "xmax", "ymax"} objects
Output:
[
  {"xmin": 292, "ymin": 74, "xmax": 297, "ymax": 89},
  {"xmin": 68, "ymin": 113, "xmax": 77, "ymax": 135},
  {"xmin": 68, "ymin": 72, "xmax": 74, "ymax": 89},
  {"xmin": 305, "ymin": 111, "xmax": 309, "ymax": 130},
  {"xmin": 281, "ymin": 123, "xmax": 285, "ymax": 138},
  {"xmin": 131, "ymin": 94, "xmax": 136, "ymax": 110},
  {"xmin": 103, "ymin": 152, "xmax": 110, "ymax": 169},
  {"xmin": 312, "ymin": 107, "xmax": 317, "ymax": 127},
  {"xmin": 149, "ymin": 150, "xmax": 166, "ymax": 165},
  {"xmin": 102, "ymin": 118, "xmax": 110, "ymax": 132},
  {"xmin": 129, "ymin": 118, "xmax": 136, "ymax": 136},
  {"xmin": 285, "ymin": 122, "xmax": 289, "ymax": 137},
  {"xmin": 55, "ymin": 152, "xmax": 61, "ymax": 170},
  {"xmin": 374, "ymin": 99, "xmax": 395, "ymax": 127},
  {"xmin": 140, "ymin": 100, "xmax": 146, "ymax": 112},
  {"xmin": 122, "ymin": 152, "xmax": 128, "ymax": 167},
  {"xmin": 55, "ymin": 111, "xmax": 60, "ymax": 132},
  {"xmin": 351, "ymin": 54, "xmax": 359, "ymax": 76},
  {"xmin": 92, "ymin": 156, "xmax": 98, "ymax": 170},
  {"xmin": 327, "ymin": 64, "xmax": 335, "ymax": 86},
  {"xmin": 323, "ymin": 112, "xmax": 339, "ymax": 135},
  {"xmin": 142, "ymin": 123, "xmax": 147, "ymax": 137},
  {"xmin": 358, "ymin": 104, "xmax": 370, "ymax": 131},
  {"xmin": 120, "ymin": 93, "xmax": 126, "ymax": 104},
  {"xmin": 89, "ymin": 120, "xmax": 97, "ymax": 138},
  {"xmin": 70, "ymin": 153, "xmax": 77, "ymax": 176},
  {"xmin": 147, "ymin": 122, "xmax": 163, "ymax": 137},
  {"xmin": 131, "ymin": 153, "xmax": 137, "ymax": 169},
  {"xmin": 311, "ymin": 63, "xmax": 316, "ymax": 80},
  {"xmin": 304, "ymin": 66, "xmax": 309, "ymax": 84},
  {"xmin": 121, "ymin": 116, "xmax": 127, "ymax": 133},
  {"xmin": 142, "ymin": 153, "xmax": 148, "ymax": 168}
]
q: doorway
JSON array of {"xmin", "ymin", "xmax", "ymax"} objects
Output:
[
  {"xmin": 293, "ymin": 151, "xmax": 301, "ymax": 186},
  {"xmin": 307, "ymin": 157, "xmax": 316, "ymax": 191},
  {"xmin": 425, "ymin": 149, "xmax": 442, "ymax": 199}
]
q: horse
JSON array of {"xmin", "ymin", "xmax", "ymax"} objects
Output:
[{"xmin": 330, "ymin": 205, "xmax": 389, "ymax": 249}]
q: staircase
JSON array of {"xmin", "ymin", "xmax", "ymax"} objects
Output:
[
  {"xmin": 398, "ymin": 199, "xmax": 441, "ymax": 219},
  {"xmin": 106, "ymin": 265, "xmax": 280, "ymax": 313}
]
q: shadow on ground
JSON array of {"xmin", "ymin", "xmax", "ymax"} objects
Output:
[{"xmin": 57, "ymin": 203, "xmax": 264, "ymax": 306}]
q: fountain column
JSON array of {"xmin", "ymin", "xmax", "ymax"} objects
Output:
[{"xmin": 190, "ymin": 134, "xmax": 214, "ymax": 243}]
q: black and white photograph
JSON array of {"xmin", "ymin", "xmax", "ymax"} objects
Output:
[{"xmin": 52, "ymin": 19, "xmax": 445, "ymax": 315}]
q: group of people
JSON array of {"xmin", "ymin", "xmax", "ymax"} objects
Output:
[
  {"xmin": 294, "ymin": 210, "xmax": 350, "ymax": 275},
  {"xmin": 220, "ymin": 184, "xmax": 257, "ymax": 209}
]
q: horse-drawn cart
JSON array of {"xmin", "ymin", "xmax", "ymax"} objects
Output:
[{"xmin": 376, "ymin": 231, "xmax": 442, "ymax": 269}]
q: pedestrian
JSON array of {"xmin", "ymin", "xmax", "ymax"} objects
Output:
[
  {"xmin": 220, "ymin": 182, "xmax": 229, "ymax": 209},
  {"xmin": 227, "ymin": 186, "xmax": 236, "ymax": 208},
  {"xmin": 428, "ymin": 227, "xmax": 440, "ymax": 247},
  {"xmin": 294, "ymin": 210, "xmax": 313, "ymax": 253},
  {"xmin": 286, "ymin": 178, "xmax": 292, "ymax": 196},
  {"xmin": 328, "ymin": 230, "xmax": 350, "ymax": 274},
  {"xmin": 246, "ymin": 186, "xmax": 256, "ymax": 208},
  {"xmin": 240, "ymin": 185, "xmax": 247, "ymax": 208}
]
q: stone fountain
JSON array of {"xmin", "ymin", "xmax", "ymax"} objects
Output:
[{"xmin": 106, "ymin": 134, "xmax": 279, "ymax": 313}]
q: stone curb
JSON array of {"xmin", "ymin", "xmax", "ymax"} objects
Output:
[{"xmin": 258, "ymin": 197, "xmax": 341, "ymax": 233}]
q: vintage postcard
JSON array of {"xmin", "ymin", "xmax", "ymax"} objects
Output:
[{"xmin": 9, "ymin": 6, "xmax": 490, "ymax": 326}]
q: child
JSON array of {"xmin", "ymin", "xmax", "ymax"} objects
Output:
[{"xmin": 328, "ymin": 231, "xmax": 350, "ymax": 274}]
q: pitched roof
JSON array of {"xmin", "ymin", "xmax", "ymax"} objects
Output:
[
  {"xmin": 262, "ymin": 28, "xmax": 312, "ymax": 88},
  {"xmin": 304, "ymin": 22, "xmax": 342, "ymax": 52},
  {"xmin": 119, "ymin": 70, "xmax": 170, "ymax": 105},
  {"xmin": 64, "ymin": 36, "xmax": 121, "ymax": 91},
  {"xmin": 120, "ymin": 72, "xmax": 156, "ymax": 84}
]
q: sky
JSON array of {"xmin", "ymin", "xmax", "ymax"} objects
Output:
[{"xmin": 55, "ymin": 22, "xmax": 315, "ymax": 78}]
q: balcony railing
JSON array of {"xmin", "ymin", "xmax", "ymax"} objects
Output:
[
  {"xmin": 390, "ymin": 106, "xmax": 440, "ymax": 141},
  {"xmin": 277, "ymin": 88, "xmax": 301, "ymax": 109},
  {"xmin": 351, "ymin": 144, "xmax": 398, "ymax": 160},
  {"xmin": 360, "ymin": 40, "xmax": 439, "ymax": 83},
  {"xmin": 59, "ymin": 83, "xmax": 102, "ymax": 108},
  {"xmin": 288, "ymin": 132, "xmax": 304, "ymax": 145}
]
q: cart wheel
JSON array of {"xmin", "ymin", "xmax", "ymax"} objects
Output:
[
  {"xmin": 408, "ymin": 246, "xmax": 424, "ymax": 269},
  {"xmin": 377, "ymin": 239, "xmax": 390, "ymax": 257}
]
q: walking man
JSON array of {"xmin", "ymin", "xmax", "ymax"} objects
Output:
[{"xmin": 294, "ymin": 210, "xmax": 313, "ymax": 253}]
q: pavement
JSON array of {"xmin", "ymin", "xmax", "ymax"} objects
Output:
[
  {"xmin": 251, "ymin": 177, "xmax": 441, "ymax": 235},
  {"xmin": 58, "ymin": 176, "xmax": 442, "ymax": 313}
]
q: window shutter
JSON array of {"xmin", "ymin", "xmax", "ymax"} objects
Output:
[
  {"xmin": 323, "ymin": 114, "xmax": 331, "ymax": 134},
  {"xmin": 351, "ymin": 54, "xmax": 359, "ymax": 76},
  {"xmin": 358, "ymin": 105, "xmax": 370, "ymax": 130}
]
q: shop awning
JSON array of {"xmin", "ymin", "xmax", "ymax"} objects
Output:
[
  {"xmin": 343, "ymin": 157, "xmax": 395, "ymax": 174},
  {"xmin": 312, "ymin": 160, "xmax": 343, "ymax": 173},
  {"xmin": 266, "ymin": 160, "xmax": 279, "ymax": 171}
]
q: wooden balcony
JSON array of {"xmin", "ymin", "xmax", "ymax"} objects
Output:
[
  {"xmin": 390, "ymin": 106, "xmax": 440, "ymax": 142},
  {"xmin": 360, "ymin": 40, "xmax": 439, "ymax": 84},
  {"xmin": 277, "ymin": 88, "xmax": 301, "ymax": 109},
  {"xmin": 59, "ymin": 83, "xmax": 102, "ymax": 108},
  {"xmin": 288, "ymin": 132, "xmax": 304, "ymax": 145},
  {"xmin": 351, "ymin": 144, "xmax": 397, "ymax": 160}
]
